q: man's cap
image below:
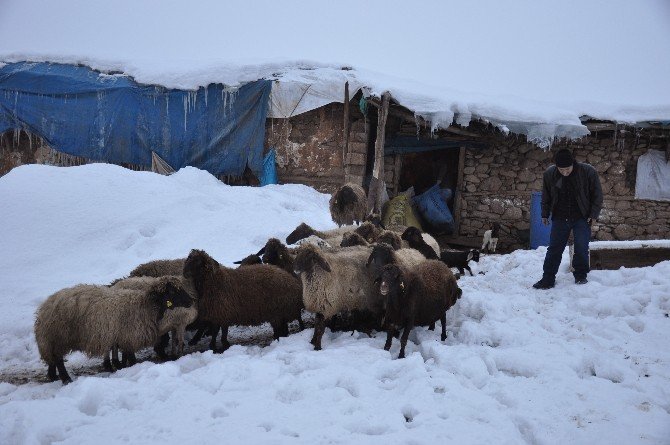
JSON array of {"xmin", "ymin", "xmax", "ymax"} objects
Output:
[{"xmin": 554, "ymin": 149, "xmax": 574, "ymax": 168}]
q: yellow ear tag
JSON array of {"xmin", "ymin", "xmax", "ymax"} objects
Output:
[{"xmin": 166, "ymin": 300, "xmax": 173, "ymax": 308}]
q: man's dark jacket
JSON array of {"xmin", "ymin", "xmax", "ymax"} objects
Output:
[{"xmin": 541, "ymin": 162, "xmax": 603, "ymax": 220}]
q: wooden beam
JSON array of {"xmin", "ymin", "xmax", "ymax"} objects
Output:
[
  {"xmin": 342, "ymin": 81, "xmax": 350, "ymax": 166},
  {"xmin": 392, "ymin": 154, "xmax": 402, "ymax": 196},
  {"xmin": 453, "ymin": 146, "xmax": 466, "ymax": 235},
  {"xmin": 585, "ymin": 122, "xmax": 617, "ymax": 132},
  {"xmin": 368, "ymin": 92, "xmax": 391, "ymax": 213}
]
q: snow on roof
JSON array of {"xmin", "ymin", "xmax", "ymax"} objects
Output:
[{"xmin": 1, "ymin": 0, "xmax": 669, "ymax": 146}]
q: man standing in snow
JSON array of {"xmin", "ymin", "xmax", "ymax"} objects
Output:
[{"xmin": 533, "ymin": 149, "xmax": 603, "ymax": 289}]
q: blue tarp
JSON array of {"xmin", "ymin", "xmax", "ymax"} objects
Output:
[
  {"xmin": 0, "ymin": 62, "xmax": 271, "ymax": 176},
  {"xmin": 260, "ymin": 148, "xmax": 278, "ymax": 186},
  {"xmin": 413, "ymin": 183, "xmax": 454, "ymax": 233}
]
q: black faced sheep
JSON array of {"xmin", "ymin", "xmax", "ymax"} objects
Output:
[
  {"xmin": 285, "ymin": 222, "xmax": 355, "ymax": 247},
  {"xmin": 365, "ymin": 243, "xmax": 426, "ymax": 276},
  {"xmin": 439, "ymin": 248, "xmax": 480, "ymax": 276},
  {"xmin": 377, "ymin": 261, "xmax": 461, "ymax": 358},
  {"xmin": 110, "ymin": 276, "xmax": 198, "ymax": 360},
  {"xmin": 293, "ymin": 244, "xmax": 380, "ymax": 350},
  {"xmin": 481, "ymin": 222, "xmax": 501, "ymax": 253},
  {"xmin": 329, "ymin": 182, "xmax": 368, "ymax": 226},
  {"xmin": 34, "ymin": 276, "xmax": 195, "ymax": 384},
  {"xmin": 256, "ymin": 238, "xmax": 305, "ymax": 330},
  {"xmin": 401, "ymin": 226, "xmax": 440, "ymax": 260},
  {"xmin": 182, "ymin": 249, "xmax": 303, "ymax": 352}
]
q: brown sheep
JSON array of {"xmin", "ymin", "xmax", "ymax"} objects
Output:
[
  {"xmin": 182, "ymin": 249, "xmax": 303, "ymax": 352},
  {"xmin": 329, "ymin": 183, "xmax": 368, "ymax": 226},
  {"xmin": 377, "ymin": 260, "xmax": 461, "ymax": 358}
]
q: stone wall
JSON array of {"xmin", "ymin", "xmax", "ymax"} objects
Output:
[
  {"xmin": 265, "ymin": 102, "xmax": 368, "ymax": 194},
  {"xmin": 458, "ymin": 129, "xmax": 670, "ymax": 249}
]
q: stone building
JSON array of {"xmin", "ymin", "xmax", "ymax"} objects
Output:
[{"xmin": 3, "ymin": 91, "xmax": 669, "ymax": 252}]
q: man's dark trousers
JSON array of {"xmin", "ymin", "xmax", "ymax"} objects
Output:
[{"xmin": 542, "ymin": 217, "xmax": 590, "ymax": 283}]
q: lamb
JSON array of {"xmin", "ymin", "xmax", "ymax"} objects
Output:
[
  {"xmin": 439, "ymin": 248, "xmax": 480, "ymax": 276},
  {"xmin": 110, "ymin": 276, "xmax": 198, "ymax": 360},
  {"xmin": 34, "ymin": 276, "xmax": 195, "ymax": 384},
  {"xmin": 329, "ymin": 182, "xmax": 368, "ymax": 226},
  {"xmin": 481, "ymin": 222, "xmax": 501, "ymax": 253},
  {"xmin": 377, "ymin": 261, "xmax": 462, "ymax": 358},
  {"xmin": 401, "ymin": 226, "xmax": 440, "ymax": 260},
  {"xmin": 182, "ymin": 249, "xmax": 303, "ymax": 352},
  {"xmin": 293, "ymin": 244, "xmax": 380, "ymax": 350}
]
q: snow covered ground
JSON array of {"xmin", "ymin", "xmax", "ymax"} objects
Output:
[{"xmin": 0, "ymin": 164, "xmax": 669, "ymax": 444}]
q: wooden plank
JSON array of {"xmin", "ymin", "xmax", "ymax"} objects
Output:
[
  {"xmin": 368, "ymin": 92, "xmax": 391, "ymax": 213},
  {"xmin": 452, "ymin": 146, "xmax": 466, "ymax": 235},
  {"xmin": 392, "ymin": 154, "xmax": 402, "ymax": 196},
  {"xmin": 342, "ymin": 81, "xmax": 350, "ymax": 165},
  {"xmin": 589, "ymin": 247, "xmax": 670, "ymax": 270}
]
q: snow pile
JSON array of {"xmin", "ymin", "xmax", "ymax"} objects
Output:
[
  {"xmin": 1, "ymin": 0, "xmax": 669, "ymax": 146},
  {"xmin": 0, "ymin": 164, "xmax": 669, "ymax": 443}
]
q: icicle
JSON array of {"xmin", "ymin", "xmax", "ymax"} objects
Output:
[{"xmin": 183, "ymin": 95, "xmax": 188, "ymax": 131}]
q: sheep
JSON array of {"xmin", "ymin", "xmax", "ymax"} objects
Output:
[
  {"xmin": 233, "ymin": 254, "xmax": 263, "ymax": 266},
  {"xmin": 481, "ymin": 222, "xmax": 501, "ymax": 253},
  {"xmin": 110, "ymin": 276, "xmax": 198, "ymax": 360},
  {"xmin": 182, "ymin": 249, "xmax": 303, "ymax": 352},
  {"xmin": 375, "ymin": 230, "xmax": 403, "ymax": 251},
  {"xmin": 329, "ymin": 182, "xmax": 368, "ymax": 226},
  {"xmin": 285, "ymin": 222, "xmax": 354, "ymax": 247},
  {"xmin": 401, "ymin": 226, "xmax": 440, "ymax": 260},
  {"xmin": 340, "ymin": 231, "xmax": 369, "ymax": 248},
  {"xmin": 377, "ymin": 261, "xmax": 462, "ymax": 358},
  {"xmin": 353, "ymin": 221, "xmax": 383, "ymax": 244},
  {"xmin": 129, "ymin": 258, "xmax": 185, "ymax": 278},
  {"xmin": 34, "ymin": 276, "xmax": 195, "ymax": 384},
  {"xmin": 439, "ymin": 248, "xmax": 480, "ymax": 276},
  {"xmin": 256, "ymin": 238, "xmax": 305, "ymax": 330},
  {"xmin": 293, "ymin": 244, "xmax": 381, "ymax": 350},
  {"xmin": 365, "ymin": 243, "xmax": 427, "ymax": 276}
]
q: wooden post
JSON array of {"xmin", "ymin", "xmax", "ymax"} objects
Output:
[
  {"xmin": 392, "ymin": 154, "xmax": 402, "ymax": 196},
  {"xmin": 368, "ymin": 92, "xmax": 391, "ymax": 213},
  {"xmin": 342, "ymin": 81, "xmax": 350, "ymax": 166},
  {"xmin": 453, "ymin": 145, "xmax": 466, "ymax": 234}
]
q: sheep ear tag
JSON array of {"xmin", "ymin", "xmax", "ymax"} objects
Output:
[
  {"xmin": 400, "ymin": 281, "xmax": 405, "ymax": 290},
  {"xmin": 166, "ymin": 300, "xmax": 173, "ymax": 308}
]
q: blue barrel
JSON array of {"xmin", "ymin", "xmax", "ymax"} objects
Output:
[{"xmin": 530, "ymin": 191, "xmax": 552, "ymax": 249}]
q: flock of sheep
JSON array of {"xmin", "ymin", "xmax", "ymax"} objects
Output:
[{"xmin": 34, "ymin": 183, "xmax": 479, "ymax": 384}]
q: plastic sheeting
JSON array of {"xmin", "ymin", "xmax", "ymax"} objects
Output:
[
  {"xmin": 260, "ymin": 148, "xmax": 278, "ymax": 186},
  {"xmin": 268, "ymin": 75, "xmax": 363, "ymax": 118},
  {"xmin": 635, "ymin": 149, "xmax": 670, "ymax": 201},
  {"xmin": 0, "ymin": 62, "xmax": 271, "ymax": 176}
]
